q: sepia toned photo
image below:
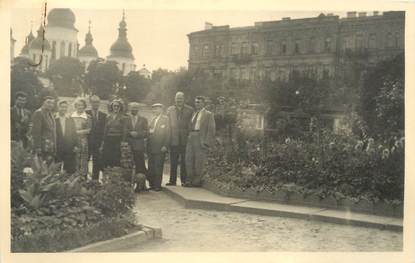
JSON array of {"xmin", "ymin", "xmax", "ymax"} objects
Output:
[{"xmin": 4, "ymin": 1, "xmax": 412, "ymax": 259}]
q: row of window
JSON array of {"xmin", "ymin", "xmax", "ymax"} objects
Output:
[
  {"xmin": 50, "ymin": 40, "xmax": 77, "ymax": 60},
  {"xmin": 207, "ymin": 65, "xmax": 333, "ymax": 81},
  {"xmin": 343, "ymin": 32, "xmax": 401, "ymax": 50},
  {"xmin": 191, "ymin": 31, "xmax": 403, "ymax": 58}
]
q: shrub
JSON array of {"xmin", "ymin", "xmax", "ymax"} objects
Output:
[
  {"xmin": 205, "ymin": 129, "xmax": 404, "ymax": 203},
  {"xmin": 11, "ymin": 146, "xmax": 138, "ymax": 249}
]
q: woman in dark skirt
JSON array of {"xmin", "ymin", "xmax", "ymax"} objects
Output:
[{"xmin": 100, "ymin": 99, "xmax": 126, "ymax": 168}]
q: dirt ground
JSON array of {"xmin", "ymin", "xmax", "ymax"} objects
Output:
[{"xmin": 114, "ymin": 191, "xmax": 402, "ymax": 252}]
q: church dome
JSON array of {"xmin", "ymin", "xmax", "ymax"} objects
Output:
[
  {"xmin": 47, "ymin": 8, "xmax": 77, "ymax": 31},
  {"xmin": 79, "ymin": 23, "xmax": 99, "ymax": 57},
  {"xmin": 108, "ymin": 11, "xmax": 134, "ymax": 59},
  {"xmin": 109, "ymin": 39, "xmax": 134, "ymax": 59},
  {"xmin": 29, "ymin": 26, "xmax": 51, "ymax": 50},
  {"xmin": 79, "ymin": 45, "xmax": 98, "ymax": 57}
]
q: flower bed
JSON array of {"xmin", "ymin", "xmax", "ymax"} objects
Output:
[
  {"xmin": 204, "ymin": 130, "xmax": 404, "ymax": 218},
  {"xmin": 11, "ymin": 144, "xmax": 139, "ymax": 252}
]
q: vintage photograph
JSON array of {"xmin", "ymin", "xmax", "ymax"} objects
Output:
[{"xmin": 9, "ymin": 4, "xmax": 405, "ymax": 253}]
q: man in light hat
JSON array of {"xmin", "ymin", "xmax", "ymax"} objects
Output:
[
  {"xmin": 147, "ymin": 103, "xmax": 170, "ymax": 191},
  {"xmin": 185, "ymin": 96, "xmax": 216, "ymax": 187},
  {"xmin": 86, "ymin": 95, "xmax": 107, "ymax": 180},
  {"xmin": 166, "ymin": 91, "xmax": 194, "ymax": 186},
  {"xmin": 125, "ymin": 102, "xmax": 149, "ymax": 179}
]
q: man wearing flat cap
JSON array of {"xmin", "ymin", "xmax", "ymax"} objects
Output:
[
  {"xmin": 31, "ymin": 96, "xmax": 57, "ymax": 163},
  {"xmin": 147, "ymin": 103, "xmax": 170, "ymax": 191},
  {"xmin": 125, "ymin": 102, "xmax": 149, "ymax": 177},
  {"xmin": 166, "ymin": 91, "xmax": 194, "ymax": 186},
  {"xmin": 185, "ymin": 96, "xmax": 216, "ymax": 187}
]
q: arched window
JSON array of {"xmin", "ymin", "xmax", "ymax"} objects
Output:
[
  {"xmin": 60, "ymin": 41, "xmax": 66, "ymax": 58},
  {"xmin": 51, "ymin": 41, "xmax": 56, "ymax": 60},
  {"xmin": 394, "ymin": 32, "xmax": 400, "ymax": 48},
  {"xmin": 203, "ymin": 44, "xmax": 209, "ymax": 57},
  {"xmin": 325, "ymin": 37, "xmax": 332, "ymax": 52},
  {"xmin": 368, "ymin": 33, "xmax": 376, "ymax": 49},
  {"xmin": 356, "ymin": 33, "xmax": 364, "ymax": 49},
  {"xmin": 295, "ymin": 40, "xmax": 300, "ymax": 54},
  {"xmin": 281, "ymin": 40, "xmax": 287, "ymax": 55},
  {"xmin": 251, "ymin": 43, "xmax": 259, "ymax": 55},
  {"xmin": 309, "ymin": 37, "xmax": 316, "ymax": 53},
  {"xmin": 68, "ymin": 43, "xmax": 72, "ymax": 57},
  {"xmin": 386, "ymin": 32, "xmax": 394, "ymax": 48}
]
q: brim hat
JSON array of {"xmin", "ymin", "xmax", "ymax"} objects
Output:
[{"xmin": 151, "ymin": 103, "xmax": 163, "ymax": 108}]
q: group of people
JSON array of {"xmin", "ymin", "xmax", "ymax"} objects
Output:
[{"xmin": 11, "ymin": 91, "xmax": 216, "ymax": 192}]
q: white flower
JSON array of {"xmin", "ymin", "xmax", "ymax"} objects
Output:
[{"xmin": 23, "ymin": 167, "xmax": 33, "ymax": 175}]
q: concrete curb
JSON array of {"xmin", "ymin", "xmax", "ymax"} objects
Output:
[
  {"xmin": 68, "ymin": 225, "xmax": 162, "ymax": 252},
  {"xmin": 163, "ymin": 187, "xmax": 403, "ymax": 232}
]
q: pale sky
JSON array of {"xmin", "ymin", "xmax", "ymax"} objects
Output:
[{"xmin": 11, "ymin": 8, "xmax": 345, "ymax": 71}]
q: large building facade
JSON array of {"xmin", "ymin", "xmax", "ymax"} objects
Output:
[{"xmin": 187, "ymin": 11, "xmax": 404, "ymax": 81}]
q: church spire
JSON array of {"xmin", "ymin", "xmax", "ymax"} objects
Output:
[{"xmin": 85, "ymin": 19, "xmax": 93, "ymax": 45}]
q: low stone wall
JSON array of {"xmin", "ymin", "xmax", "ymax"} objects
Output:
[{"xmin": 202, "ymin": 178, "xmax": 403, "ymax": 218}]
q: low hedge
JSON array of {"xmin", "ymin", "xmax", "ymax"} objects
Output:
[{"xmin": 12, "ymin": 213, "xmax": 140, "ymax": 252}]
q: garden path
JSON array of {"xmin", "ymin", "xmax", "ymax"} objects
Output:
[{"xmin": 113, "ymin": 190, "xmax": 402, "ymax": 252}]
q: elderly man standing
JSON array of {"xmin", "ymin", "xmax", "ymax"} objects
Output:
[
  {"xmin": 125, "ymin": 102, "xmax": 148, "ymax": 175},
  {"xmin": 31, "ymin": 96, "xmax": 57, "ymax": 163},
  {"xmin": 147, "ymin": 103, "xmax": 170, "ymax": 191},
  {"xmin": 166, "ymin": 92, "xmax": 194, "ymax": 186},
  {"xmin": 185, "ymin": 96, "xmax": 216, "ymax": 187},
  {"xmin": 86, "ymin": 95, "xmax": 107, "ymax": 180}
]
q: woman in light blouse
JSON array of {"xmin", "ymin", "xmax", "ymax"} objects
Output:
[{"xmin": 71, "ymin": 98, "xmax": 91, "ymax": 178}]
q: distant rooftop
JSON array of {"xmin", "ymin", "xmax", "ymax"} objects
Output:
[{"xmin": 189, "ymin": 11, "xmax": 404, "ymax": 35}]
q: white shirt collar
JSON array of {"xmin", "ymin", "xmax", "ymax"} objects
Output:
[{"xmin": 71, "ymin": 111, "xmax": 88, "ymax": 119}]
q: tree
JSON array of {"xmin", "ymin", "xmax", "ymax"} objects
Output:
[
  {"xmin": 11, "ymin": 57, "xmax": 44, "ymax": 110},
  {"xmin": 360, "ymin": 53, "xmax": 404, "ymax": 139},
  {"xmin": 85, "ymin": 60, "xmax": 122, "ymax": 100},
  {"xmin": 124, "ymin": 71, "xmax": 151, "ymax": 103},
  {"xmin": 47, "ymin": 57, "xmax": 84, "ymax": 97}
]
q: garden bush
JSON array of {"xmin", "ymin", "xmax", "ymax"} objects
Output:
[
  {"xmin": 11, "ymin": 145, "xmax": 138, "ymax": 252},
  {"xmin": 205, "ymin": 129, "xmax": 404, "ymax": 204}
]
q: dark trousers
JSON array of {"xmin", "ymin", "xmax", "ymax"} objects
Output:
[
  {"xmin": 89, "ymin": 146, "xmax": 102, "ymax": 180},
  {"xmin": 133, "ymin": 150, "xmax": 147, "ymax": 175},
  {"xmin": 56, "ymin": 151, "xmax": 76, "ymax": 174},
  {"xmin": 169, "ymin": 145, "xmax": 187, "ymax": 184},
  {"xmin": 148, "ymin": 153, "xmax": 165, "ymax": 189}
]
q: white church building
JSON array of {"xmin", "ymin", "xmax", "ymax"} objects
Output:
[{"xmin": 15, "ymin": 8, "xmax": 141, "ymax": 76}]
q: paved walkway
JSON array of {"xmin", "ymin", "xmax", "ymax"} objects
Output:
[
  {"xmin": 113, "ymin": 190, "xmax": 402, "ymax": 252},
  {"xmin": 163, "ymin": 185, "xmax": 403, "ymax": 231}
]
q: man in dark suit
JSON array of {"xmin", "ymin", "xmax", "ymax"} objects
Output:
[
  {"xmin": 86, "ymin": 95, "xmax": 107, "ymax": 180},
  {"xmin": 185, "ymin": 96, "xmax": 216, "ymax": 187},
  {"xmin": 55, "ymin": 100, "xmax": 77, "ymax": 173},
  {"xmin": 11, "ymin": 92, "xmax": 32, "ymax": 149},
  {"xmin": 31, "ymin": 96, "xmax": 57, "ymax": 163},
  {"xmin": 125, "ymin": 102, "xmax": 148, "ymax": 175},
  {"xmin": 147, "ymin": 103, "xmax": 170, "ymax": 191},
  {"xmin": 166, "ymin": 92, "xmax": 194, "ymax": 186}
]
